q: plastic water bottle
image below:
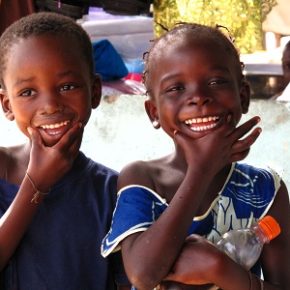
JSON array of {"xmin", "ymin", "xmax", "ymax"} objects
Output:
[{"xmin": 216, "ymin": 215, "xmax": 281, "ymax": 270}]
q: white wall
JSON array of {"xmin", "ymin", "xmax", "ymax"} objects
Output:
[{"xmin": 1, "ymin": 95, "xmax": 289, "ymax": 190}]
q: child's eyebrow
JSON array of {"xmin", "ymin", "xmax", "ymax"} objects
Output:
[
  {"xmin": 13, "ymin": 77, "xmax": 35, "ymax": 87},
  {"xmin": 210, "ymin": 66, "xmax": 231, "ymax": 74},
  {"xmin": 160, "ymin": 73, "xmax": 182, "ymax": 83},
  {"xmin": 13, "ymin": 71, "xmax": 80, "ymax": 87},
  {"xmin": 56, "ymin": 70, "xmax": 79, "ymax": 78},
  {"xmin": 56, "ymin": 70, "xmax": 80, "ymax": 78},
  {"xmin": 160, "ymin": 66, "xmax": 231, "ymax": 83}
]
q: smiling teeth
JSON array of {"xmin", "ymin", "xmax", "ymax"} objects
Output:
[
  {"xmin": 190, "ymin": 123, "xmax": 217, "ymax": 131},
  {"xmin": 184, "ymin": 116, "xmax": 219, "ymax": 132},
  {"xmin": 184, "ymin": 116, "xmax": 219, "ymax": 125},
  {"xmin": 40, "ymin": 120, "xmax": 70, "ymax": 129}
]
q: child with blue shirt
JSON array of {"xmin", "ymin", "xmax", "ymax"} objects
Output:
[{"xmin": 0, "ymin": 12, "xmax": 130, "ymax": 290}]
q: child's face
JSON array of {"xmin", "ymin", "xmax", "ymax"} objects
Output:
[
  {"xmin": 0, "ymin": 34, "xmax": 101, "ymax": 146},
  {"xmin": 145, "ymin": 39, "xmax": 249, "ymax": 139}
]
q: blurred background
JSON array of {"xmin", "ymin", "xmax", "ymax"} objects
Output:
[
  {"xmin": 1, "ymin": 0, "xmax": 290, "ymax": 189},
  {"xmin": 1, "ymin": 0, "xmax": 290, "ymax": 99}
]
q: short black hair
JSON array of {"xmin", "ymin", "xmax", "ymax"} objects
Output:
[
  {"xmin": 0, "ymin": 12, "xmax": 94, "ymax": 87},
  {"xmin": 143, "ymin": 23, "xmax": 244, "ymax": 97}
]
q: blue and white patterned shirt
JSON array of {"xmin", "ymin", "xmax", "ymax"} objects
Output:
[{"xmin": 101, "ymin": 162, "xmax": 280, "ymax": 276}]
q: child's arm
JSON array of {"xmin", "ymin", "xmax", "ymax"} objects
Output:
[
  {"xmin": 0, "ymin": 122, "xmax": 83, "ymax": 270},
  {"xmin": 162, "ymin": 235, "xmax": 250, "ymax": 289},
  {"xmin": 164, "ymin": 182, "xmax": 290, "ymax": 290},
  {"xmin": 259, "ymin": 180, "xmax": 290, "ymax": 289},
  {"xmin": 119, "ymin": 116, "xmax": 261, "ymax": 290}
]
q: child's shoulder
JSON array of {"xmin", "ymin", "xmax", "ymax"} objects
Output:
[
  {"xmin": 233, "ymin": 162, "xmax": 282, "ymax": 193},
  {"xmin": 0, "ymin": 144, "xmax": 29, "ymax": 182},
  {"xmin": 233, "ymin": 162, "xmax": 284, "ymax": 202},
  {"xmin": 118, "ymin": 156, "xmax": 169, "ymax": 190},
  {"xmin": 0, "ymin": 146, "xmax": 10, "ymax": 179},
  {"xmin": 234, "ymin": 162, "xmax": 281, "ymax": 182}
]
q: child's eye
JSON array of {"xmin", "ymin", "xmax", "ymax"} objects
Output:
[
  {"xmin": 60, "ymin": 84, "xmax": 76, "ymax": 92},
  {"xmin": 161, "ymin": 84, "xmax": 186, "ymax": 99},
  {"xmin": 19, "ymin": 89, "xmax": 36, "ymax": 97},
  {"xmin": 165, "ymin": 84, "xmax": 185, "ymax": 93},
  {"xmin": 208, "ymin": 78, "xmax": 229, "ymax": 86}
]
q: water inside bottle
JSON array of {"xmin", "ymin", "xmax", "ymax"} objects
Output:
[{"xmin": 219, "ymin": 229, "xmax": 262, "ymax": 270}]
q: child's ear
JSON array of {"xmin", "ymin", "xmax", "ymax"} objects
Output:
[
  {"xmin": 91, "ymin": 74, "xmax": 102, "ymax": 109},
  {"xmin": 0, "ymin": 89, "xmax": 14, "ymax": 121},
  {"xmin": 240, "ymin": 80, "xmax": 250, "ymax": 114},
  {"xmin": 145, "ymin": 98, "xmax": 160, "ymax": 128}
]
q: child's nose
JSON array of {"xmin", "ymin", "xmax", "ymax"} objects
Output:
[
  {"xmin": 186, "ymin": 84, "xmax": 211, "ymax": 106},
  {"xmin": 39, "ymin": 93, "xmax": 64, "ymax": 115},
  {"xmin": 186, "ymin": 91, "xmax": 211, "ymax": 106},
  {"xmin": 188, "ymin": 95, "xmax": 210, "ymax": 106}
]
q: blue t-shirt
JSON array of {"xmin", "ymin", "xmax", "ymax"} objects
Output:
[{"xmin": 0, "ymin": 151, "xmax": 129, "ymax": 290}]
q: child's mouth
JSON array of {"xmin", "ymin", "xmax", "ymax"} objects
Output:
[
  {"xmin": 39, "ymin": 120, "xmax": 70, "ymax": 136},
  {"xmin": 184, "ymin": 115, "xmax": 220, "ymax": 132}
]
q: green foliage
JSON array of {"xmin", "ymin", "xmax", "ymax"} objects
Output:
[{"xmin": 153, "ymin": 0, "xmax": 277, "ymax": 53}]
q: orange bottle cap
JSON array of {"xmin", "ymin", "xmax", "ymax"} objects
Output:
[{"xmin": 258, "ymin": 215, "xmax": 281, "ymax": 241}]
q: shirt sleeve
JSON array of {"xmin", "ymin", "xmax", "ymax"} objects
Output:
[{"xmin": 101, "ymin": 185, "xmax": 167, "ymax": 257}]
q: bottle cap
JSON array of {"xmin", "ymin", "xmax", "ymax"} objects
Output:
[{"xmin": 258, "ymin": 215, "xmax": 281, "ymax": 241}]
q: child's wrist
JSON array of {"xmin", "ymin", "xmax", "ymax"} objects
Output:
[{"xmin": 25, "ymin": 172, "xmax": 50, "ymax": 204}]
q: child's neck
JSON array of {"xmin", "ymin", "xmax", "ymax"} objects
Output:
[{"xmin": 169, "ymin": 151, "xmax": 233, "ymax": 214}]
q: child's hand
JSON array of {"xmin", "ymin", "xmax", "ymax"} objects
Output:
[
  {"xmin": 163, "ymin": 234, "xmax": 221, "ymax": 286},
  {"xmin": 173, "ymin": 115, "xmax": 261, "ymax": 175},
  {"xmin": 26, "ymin": 122, "xmax": 83, "ymax": 192},
  {"xmin": 228, "ymin": 116, "xmax": 261, "ymax": 162}
]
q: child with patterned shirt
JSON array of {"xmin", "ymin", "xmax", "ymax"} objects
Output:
[{"xmin": 102, "ymin": 23, "xmax": 290, "ymax": 290}]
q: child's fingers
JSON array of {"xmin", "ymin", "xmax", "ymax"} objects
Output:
[
  {"xmin": 172, "ymin": 129, "xmax": 181, "ymax": 145},
  {"xmin": 28, "ymin": 126, "xmax": 43, "ymax": 148},
  {"xmin": 173, "ymin": 129, "xmax": 191, "ymax": 152},
  {"xmin": 185, "ymin": 234, "xmax": 204, "ymax": 243},
  {"xmin": 232, "ymin": 127, "xmax": 262, "ymax": 152},
  {"xmin": 230, "ymin": 148, "xmax": 251, "ymax": 163},
  {"xmin": 53, "ymin": 122, "xmax": 83, "ymax": 152},
  {"xmin": 66, "ymin": 130, "xmax": 83, "ymax": 158},
  {"xmin": 229, "ymin": 116, "xmax": 261, "ymax": 140},
  {"xmin": 230, "ymin": 127, "xmax": 262, "ymax": 162}
]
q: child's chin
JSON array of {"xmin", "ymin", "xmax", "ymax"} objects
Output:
[
  {"xmin": 42, "ymin": 136, "xmax": 62, "ymax": 147},
  {"xmin": 188, "ymin": 128, "xmax": 215, "ymax": 138}
]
